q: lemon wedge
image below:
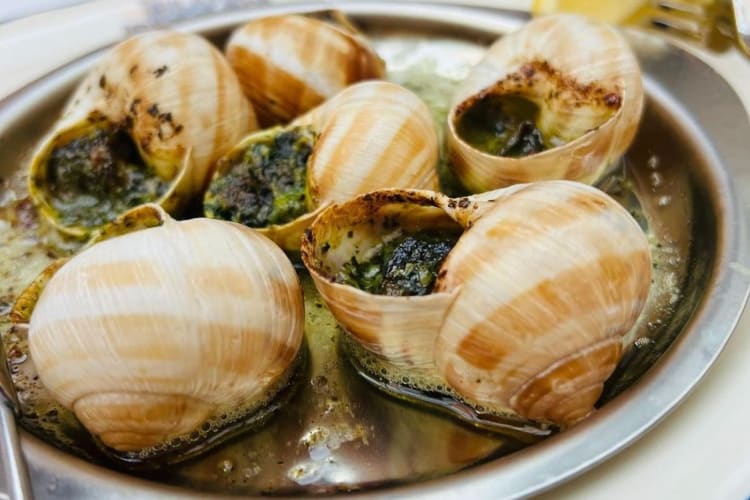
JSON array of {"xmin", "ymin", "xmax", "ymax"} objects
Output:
[{"xmin": 531, "ymin": 0, "xmax": 648, "ymax": 24}]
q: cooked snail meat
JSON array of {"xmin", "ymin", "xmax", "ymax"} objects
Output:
[
  {"xmin": 29, "ymin": 31, "xmax": 256, "ymax": 238},
  {"xmin": 204, "ymin": 126, "xmax": 315, "ymax": 227},
  {"xmin": 44, "ymin": 128, "xmax": 168, "ymax": 228},
  {"xmin": 335, "ymin": 231, "xmax": 459, "ymax": 297},
  {"xmin": 446, "ymin": 14, "xmax": 643, "ymax": 192},
  {"xmin": 454, "ymin": 95, "xmax": 553, "ymax": 158}
]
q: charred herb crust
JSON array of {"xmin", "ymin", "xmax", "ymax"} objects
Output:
[
  {"xmin": 203, "ymin": 126, "xmax": 316, "ymax": 228},
  {"xmin": 453, "ymin": 59, "xmax": 623, "ymax": 160},
  {"xmin": 336, "ymin": 231, "xmax": 458, "ymax": 296},
  {"xmin": 46, "ymin": 129, "xmax": 168, "ymax": 228}
]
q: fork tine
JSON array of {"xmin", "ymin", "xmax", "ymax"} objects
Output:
[
  {"xmin": 623, "ymin": 0, "xmax": 735, "ymax": 51},
  {"xmin": 656, "ymin": 0, "xmax": 711, "ymax": 16},
  {"xmin": 648, "ymin": 6, "xmax": 713, "ymax": 40},
  {"xmin": 734, "ymin": 0, "xmax": 750, "ymax": 54}
]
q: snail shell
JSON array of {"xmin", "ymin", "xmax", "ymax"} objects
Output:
[
  {"xmin": 226, "ymin": 14, "xmax": 385, "ymax": 126},
  {"xmin": 301, "ymin": 181, "xmax": 651, "ymax": 426},
  {"xmin": 446, "ymin": 14, "xmax": 643, "ymax": 192},
  {"xmin": 29, "ymin": 31, "xmax": 257, "ymax": 237},
  {"xmin": 24, "ymin": 205, "xmax": 303, "ymax": 452},
  {"xmin": 205, "ymin": 80, "xmax": 439, "ymax": 250}
]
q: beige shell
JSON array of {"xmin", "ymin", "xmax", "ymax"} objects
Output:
[
  {"xmin": 29, "ymin": 30, "xmax": 257, "ymax": 237},
  {"xmin": 446, "ymin": 14, "xmax": 643, "ymax": 193},
  {"xmin": 226, "ymin": 14, "xmax": 385, "ymax": 126},
  {"xmin": 205, "ymin": 80, "xmax": 440, "ymax": 250},
  {"xmin": 24, "ymin": 206, "xmax": 303, "ymax": 452},
  {"xmin": 301, "ymin": 181, "xmax": 651, "ymax": 426}
]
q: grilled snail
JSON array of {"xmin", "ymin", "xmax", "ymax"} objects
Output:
[
  {"xmin": 13, "ymin": 205, "xmax": 304, "ymax": 454},
  {"xmin": 446, "ymin": 14, "xmax": 643, "ymax": 193},
  {"xmin": 226, "ymin": 14, "xmax": 385, "ymax": 126},
  {"xmin": 301, "ymin": 181, "xmax": 651, "ymax": 427},
  {"xmin": 204, "ymin": 80, "xmax": 440, "ymax": 250},
  {"xmin": 29, "ymin": 31, "xmax": 256, "ymax": 238}
]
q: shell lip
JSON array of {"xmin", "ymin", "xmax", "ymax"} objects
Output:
[
  {"xmin": 28, "ymin": 114, "xmax": 190, "ymax": 239},
  {"xmin": 300, "ymin": 187, "xmax": 463, "ymax": 296},
  {"xmin": 447, "ymin": 71, "xmax": 625, "ymax": 167}
]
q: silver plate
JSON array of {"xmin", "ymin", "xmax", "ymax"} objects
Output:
[{"xmin": 0, "ymin": 3, "xmax": 749, "ymax": 499}]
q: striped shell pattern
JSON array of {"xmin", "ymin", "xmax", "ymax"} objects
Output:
[
  {"xmin": 301, "ymin": 181, "xmax": 651, "ymax": 426},
  {"xmin": 446, "ymin": 14, "xmax": 643, "ymax": 192},
  {"xmin": 26, "ymin": 207, "xmax": 304, "ymax": 452},
  {"xmin": 226, "ymin": 14, "xmax": 385, "ymax": 126}
]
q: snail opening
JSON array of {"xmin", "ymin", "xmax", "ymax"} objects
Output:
[
  {"xmin": 455, "ymin": 95, "xmax": 554, "ymax": 158},
  {"xmin": 203, "ymin": 126, "xmax": 315, "ymax": 227},
  {"xmin": 42, "ymin": 127, "xmax": 169, "ymax": 228},
  {"xmin": 335, "ymin": 230, "xmax": 459, "ymax": 297}
]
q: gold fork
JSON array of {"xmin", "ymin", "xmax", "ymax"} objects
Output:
[{"xmin": 531, "ymin": 0, "xmax": 750, "ymax": 54}]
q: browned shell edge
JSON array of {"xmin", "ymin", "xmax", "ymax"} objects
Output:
[
  {"xmin": 9, "ymin": 203, "xmax": 171, "ymax": 326},
  {"xmin": 300, "ymin": 189, "xmax": 446, "ymax": 272},
  {"xmin": 299, "ymin": 187, "xmax": 509, "ymax": 278},
  {"xmin": 445, "ymin": 55, "xmax": 642, "ymax": 191},
  {"xmin": 10, "ymin": 259, "xmax": 68, "ymax": 325},
  {"xmin": 29, "ymin": 113, "xmax": 192, "ymax": 240},
  {"xmin": 85, "ymin": 203, "xmax": 170, "ymax": 247}
]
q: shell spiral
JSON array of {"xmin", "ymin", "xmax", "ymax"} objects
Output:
[
  {"xmin": 28, "ymin": 215, "xmax": 303, "ymax": 452},
  {"xmin": 433, "ymin": 182, "xmax": 651, "ymax": 424},
  {"xmin": 301, "ymin": 181, "xmax": 652, "ymax": 426}
]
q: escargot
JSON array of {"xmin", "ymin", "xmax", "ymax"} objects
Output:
[
  {"xmin": 29, "ymin": 31, "xmax": 257, "ymax": 238},
  {"xmin": 203, "ymin": 80, "xmax": 440, "ymax": 250},
  {"xmin": 301, "ymin": 181, "xmax": 651, "ymax": 427},
  {"xmin": 226, "ymin": 14, "xmax": 385, "ymax": 126},
  {"xmin": 446, "ymin": 14, "xmax": 643, "ymax": 193},
  {"xmin": 13, "ymin": 205, "xmax": 303, "ymax": 454}
]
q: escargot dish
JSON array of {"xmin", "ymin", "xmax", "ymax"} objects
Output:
[
  {"xmin": 13, "ymin": 205, "xmax": 304, "ymax": 455},
  {"xmin": 226, "ymin": 14, "xmax": 385, "ymax": 126},
  {"xmin": 1, "ymin": 6, "xmax": 722, "ymax": 495},
  {"xmin": 301, "ymin": 182, "xmax": 652, "ymax": 427},
  {"xmin": 203, "ymin": 80, "xmax": 439, "ymax": 250},
  {"xmin": 446, "ymin": 14, "xmax": 643, "ymax": 193},
  {"xmin": 28, "ymin": 31, "xmax": 256, "ymax": 238}
]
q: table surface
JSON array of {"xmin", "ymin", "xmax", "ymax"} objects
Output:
[{"xmin": 1, "ymin": 2, "xmax": 749, "ymax": 499}]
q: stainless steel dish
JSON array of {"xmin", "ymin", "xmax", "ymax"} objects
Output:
[{"xmin": 0, "ymin": 3, "xmax": 748, "ymax": 499}]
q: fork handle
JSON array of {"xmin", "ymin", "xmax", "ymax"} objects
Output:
[
  {"xmin": 0, "ymin": 405, "xmax": 32, "ymax": 500},
  {"xmin": 734, "ymin": 0, "xmax": 750, "ymax": 53}
]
